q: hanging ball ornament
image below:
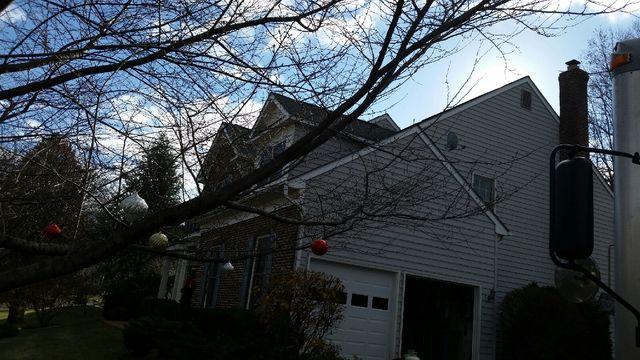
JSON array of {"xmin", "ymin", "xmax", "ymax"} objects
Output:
[
  {"xmin": 222, "ymin": 261, "xmax": 235, "ymax": 272},
  {"xmin": 43, "ymin": 223, "xmax": 63, "ymax": 240},
  {"xmin": 148, "ymin": 232, "xmax": 169, "ymax": 250},
  {"xmin": 311, "ymin": 239, "xmax": 329, "ymax": 256},
  {"xmin": 120, "ymin": 192, "xmax": 149, "ymax": 222}
]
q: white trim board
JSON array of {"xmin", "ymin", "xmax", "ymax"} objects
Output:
[
  {"xmin": 292, "ymin": 127, "xmax": 416, "ymax": 182},
  {"xmin": 419, "ymin": 76, "xmax": 559, "ymax": 129},
  {"xmin": 288, "ymin": 76, "xmax": 596, "ymax": 237},
  {"xmin": 292, "ymin": 77, "xmax": 552, "ymax": 182},
  {"xmin": 417, "ymin": 127, "xmax": 510, "ymax": 236},
  {"xmin": 290, "ymin": 121, "xmax": 510, "ymax": 236},
  {"xmin": 592, "ymin": 163, "xmax": 614, "ymax": 198}
]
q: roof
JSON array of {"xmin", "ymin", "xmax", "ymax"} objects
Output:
[
  {"xmin": 198, "ymin": 122, "xmax": 252, "ymax": 182},
  {"xmin": 289, "ymin": 78, "xmax": 562, "ymax": 236},
  {"xmin": 270, "ymin": 93, "xmax": 397, "ymax": 142},
  {"xmin": 222, "ymin": 122, "xmax": 253, "ymax": 156},
  {"xmin": 419, "ymin": 76, "xmax": 558, "ymax": 128},
  {"xmin": 224, "ymin": 122, "xmax": 251, "ymax": 138}
]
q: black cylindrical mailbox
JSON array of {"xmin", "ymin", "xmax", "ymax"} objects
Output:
[{"xmin": 553, "ymin": 157, "xmax": 594, "ymax": 260}]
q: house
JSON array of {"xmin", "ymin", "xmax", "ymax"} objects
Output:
[{"xmin": 157, "ymin": 60, "xmax": 614, "ymax": 360}]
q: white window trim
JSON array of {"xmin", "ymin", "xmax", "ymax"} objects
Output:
[
  {"xmin": 471, "ymin": 172, "xmax": 497, "ymax": 212},
  {"xmin": 245, "ymin": 233, "xmax": 277, "ymax": 307},
  {"xmin": 253, "ymin": 128, "xmax": 295, "ymax": 184}
]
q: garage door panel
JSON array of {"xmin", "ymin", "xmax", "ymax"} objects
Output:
[{"xmin": 310, "ymin": 259, "xmax": 395, "ymax": 360}]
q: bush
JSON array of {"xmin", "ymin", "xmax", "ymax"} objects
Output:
[
  {"xmin": 257, "ymin": 269, "xmax": 346, "ymax": 359},
  {"xmin": 190, "ymin": 307, "xmax": 262, "ymax": 337},
  {"xmin": 121, "ymin": 270, "xmax": 347, "ymax": 359},
  {"xmin": 122, "ymin": 318, "xmax": 158, "ymax": 356},
  {"xmin": 123, "ymin": 309, "xmax": 270, "ymax": 359},
  {"xmin": 0, "ymin": 324, "xmax": 19, "ymax": 339},
  {"xmin": 500, "ymin": 283, "xmax": 612, "ymax": 360},
  {"xmin": 103, "ymin": 272, "xmax": 160, "ymax": 321},
  {"xmin": 138, "ymin": 298, "xmax": 182, "ymax": 321}
]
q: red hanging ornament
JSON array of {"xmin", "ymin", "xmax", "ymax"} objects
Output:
[
  {"xmin": 311, "ymin": 239, "xmax": 329, "ymax": 256},
  {"xmin": 43, "ymin": 223, "xmax": 62, "ymax": 240}
]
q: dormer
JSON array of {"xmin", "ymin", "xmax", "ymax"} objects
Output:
[
  {"xmin": 251, "ymin": 94, "xmax": 291, "ymax": 136},
  {"xmin": 369, "ymin": 114, "xmax": 400, "ymax": 131},
  {"xmin": 199, "ymin": 122, "xmax": 253, "ymax": 192}
]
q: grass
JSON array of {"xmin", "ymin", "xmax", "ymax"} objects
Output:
[
  {"xmin": 0, "ymin": 309, "xmax": 34, "ymax": 322},
  {"xmin": 0, "ymin": 306, "xmax": 126, "ymax": 360}
]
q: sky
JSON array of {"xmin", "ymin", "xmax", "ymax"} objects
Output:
[
  {"xmin": 1, "ymin": 1, "xmax": 638, "ymax": 199},
  {"xmin": 373, "ymin": 12, "xmax": 638, "ymax": 130}
]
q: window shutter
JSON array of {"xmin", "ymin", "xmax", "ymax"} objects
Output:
[
  {"xmin": 202, "ymin": 245, "xmax": 224, "ymax": 308},
  {"xmin": 249, "ymin": 234, "xmax": 277, "ymax": 306},
  {"xmin": 239, "ymin": 236, "xmax": 256, "ymax": 308},
  {"xmin": 259, "ymin": 235, "xmax": 275, "ymax": 292}
]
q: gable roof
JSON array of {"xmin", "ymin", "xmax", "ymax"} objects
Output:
[
  {"xmin": 420, "ymin": 76, "xmax": 559, "ymax": 128},
  {"xmin": 270, "ymin": 93, "xmax": 397, "ymax": 142},
  {"xmin": 290, "ymin": 123, "xmax": 510, "ymax": 236},
  {"xmin": 222, "ymin": 122, "xmax": 253, "ymax": 156},
  {"xmin": 198, "ymin": 122, "xmax": 252, "ymax": 182},
  {"xmin": 289, "ymin": 77, "xmax": 563, "ymax": 236}
]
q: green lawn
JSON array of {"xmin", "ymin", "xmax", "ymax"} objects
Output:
[{"xmin": 0, "ymin": 306, "xmax": 126, "ymax": 360}]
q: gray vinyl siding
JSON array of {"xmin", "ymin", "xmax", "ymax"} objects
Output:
[
  {"xmin": 287, "ymin": 125, "xmax": 364, "ymax": 178},
  {"xmin": 298, "ymin": 133, "xmax": 498, "ymax": 359},
  {"xmin": 295, "ymin": 80, "xmax": 614, "ymax": 360},
  {"xmin": 426, "ymin": 82, "xmax": 613, "ymax": 297},
  {"xmin": 425, "ymin": 82, "xmax": 614, "ymax": 356}
]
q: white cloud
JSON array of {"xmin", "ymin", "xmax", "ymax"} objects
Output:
[
  {"xmin": 547, "ymin": 0, "xmax": 640, "ymax": 21},
  {"xmin": 0, "ymin": 3, "xmax": 27, "ymax": 23}
]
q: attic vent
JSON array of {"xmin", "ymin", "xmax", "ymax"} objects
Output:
[{"xmin": 520, "ymin": 90, "xmax": 532, "ymax": 110}]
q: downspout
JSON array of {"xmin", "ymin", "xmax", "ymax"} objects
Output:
[
  {"xmin": 493, "ymin": 234, "xmax": 503, "ymax": 359},
  {"xmin": 609, "ymin": 243, "xmax": 615, "ymax": 287},
  {"xmin": 494, "ymin": 234, "xmax": 501, "ymax": 296},
  {"xmin": 285, "ymin": 181, "xmax": 306, "ymax": 269}
]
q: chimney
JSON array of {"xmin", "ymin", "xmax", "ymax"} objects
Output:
[{"xmin": 558, "ymin": 59, "xmax": 590, "ymax": 160}]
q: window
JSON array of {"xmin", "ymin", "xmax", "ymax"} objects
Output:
[
  {"xmin": 253, "ymin": 234, "xmax": 276, "ymax": 295},
  {"xmin": 351, "ymin": 293, "xmax": 368, "ymax": 307},
  {"xmin": 239, "ymin": 237, "xmax": 256, "ymax": 309},
  {"xmin": 473, "ymin": 174, "xmax": 495, "ymax": 210},
  {"xmin": 336, "ymin": 291, "xmax": 348, "ymax": 304},
  {"xmin": 520, "ymin": 90, "xmax": 532, "ymax": 110},
  {"xmin": 201, "ymin": 245, "xmax": 224, "ymax": 308},
  {"xmin": 372, "ymin": 297, "xmax": 389, "ymax": 310},
  {"xmin": 258, "ymin": 141, "xmax": 286, "ymax": 167},
  {"xmin": 257, "ymin": 141, "xmax": 286, "ymax": 184},
  {"xmin": 218, "ymin": 174, "xmax": 233, "ymax": 189}
]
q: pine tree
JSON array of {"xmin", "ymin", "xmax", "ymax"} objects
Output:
[
  {"xmin": 0, "ymin": 136, "xmax": 88, "ymax": 327},
  {"xmin": 100, "ymin": 133, "xmax": 182, "ymax": 319},
  {"xmin": 127, "ymin": 133, "xmax": 181, "ymax": 213}
]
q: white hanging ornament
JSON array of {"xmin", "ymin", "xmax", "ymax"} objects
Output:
[
  {"xmin": 148, "ymin": 232, "xmax": 169, "ymax": 250},
  {"xmin": 120, "ymin": 192, "xmax": 149, "ymax": 222},
  {"xmin": 222, "ymin": 261, "xmax": 234, "ymax": 272}
]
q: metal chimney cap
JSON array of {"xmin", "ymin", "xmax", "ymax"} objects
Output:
[
  {"xmin": 566, "ymin": 59, "xmax": 581, "ymax": 70},
  {"xmin": 611, "ymin": 38, "xmax": 640, "ymax": 76}
]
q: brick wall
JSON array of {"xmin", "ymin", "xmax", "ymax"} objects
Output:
[
  {"xmin": 192, "ymin": 205, "xmax": 300, "ymax": 309},
  {"xmin": 558, "ymin": 60, "xmax": 589, "ymax": 160}
]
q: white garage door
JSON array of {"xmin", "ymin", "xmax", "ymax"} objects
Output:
[{"xmin": 310, "ymin": 259, "xmax": 396, "ymax": 360}]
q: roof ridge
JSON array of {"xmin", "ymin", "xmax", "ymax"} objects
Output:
[
  {"xmin": 420, "ymin": 76, "xmax": 531, "ymax": 125},
  {"xmin": 269, "ymin": 92, "xmax": 391, "ymax": 126}
]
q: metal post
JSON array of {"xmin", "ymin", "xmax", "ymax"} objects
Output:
[
  {"xmin": 549, "ymin": 144, "xmax": 640, "ymax": 353},
  {"xmin": 611, "ymin": 38, "xmax": 640, "ymax": 359}
]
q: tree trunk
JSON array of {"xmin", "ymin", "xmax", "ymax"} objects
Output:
[{"xmin": 6, "ymin": 304, "xmax": 25, "ymax": 326}]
